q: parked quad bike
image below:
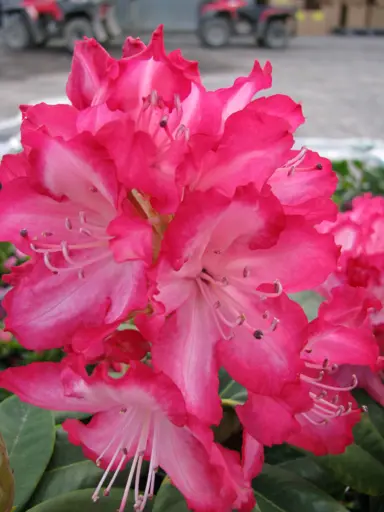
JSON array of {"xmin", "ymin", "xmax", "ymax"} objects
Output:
[
  {"xmin": 0, "ymin": 0, "xmax": 121, "ymax": 52},
  {"xmin": 197, "ymin": 0, "xmax": 297, "ymax": 49}
]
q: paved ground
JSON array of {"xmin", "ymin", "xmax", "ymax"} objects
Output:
[{"xmin": 0, "ymin": 33, "xmax": 384, "ymax": 139}]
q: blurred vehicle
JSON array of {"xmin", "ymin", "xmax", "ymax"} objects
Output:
[
  {"xmin": 0, "ymin": 0, "xmax": 121, "ymax": 52},
  {"xmin": 197, "ymin": 0, "xmax": 297, "ymax": 49}
]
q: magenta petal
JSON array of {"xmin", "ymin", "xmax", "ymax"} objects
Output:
[{"xmin": 152, "ymin": 287, "xmax": 222, "ymax": 425}]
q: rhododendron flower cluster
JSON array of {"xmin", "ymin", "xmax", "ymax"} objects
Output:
[
  {"xmin": 318, "ymin": 194, "xmax": 384, "ymax": 408},
  {"xmin": 0, "ymin": 26, "xmax": 376, "ymax": 511}
]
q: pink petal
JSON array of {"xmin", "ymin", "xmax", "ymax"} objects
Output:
[
  {"xmin": 122, "ymin": 36, "xmax": 146, "ymax": 58},
  {"xmin": 4, "ymin": 256, "xmax": 147, "ymax": 350},
  {"xmin": 76, "ymin": 104, "xmax": 125, "ymax": 135},
  {"xmin": 288, "ymin": 405, "xmax": 359, "ymax": 456},
  {"xmin": 161, "ymin": 188, "xmax": 230, "ymax": 271},
  {"xmin": 306, "ymin": 321, "xmax": 378, "ymax": 367},
  {"xmin": 108, "ymin": 26, "xmax": 196, "ymax": 114},
  {"xmin": 104, "ymin": 329, "xmax": 150, "ymax": 363},
  {"xmin": 190, "ymin": 109, "xmax": 293, "ymax": 197},
  {"xmin": 66, "ymin": 38, "xmax": 119, "ymax": 110},
  {"xmin": 217, "ymin": 294, "xmax": 307, "ymax": 395},
  {"xmin": 152, "ymin": 286, "xmax": 222, "ymax": 425},
  {"xmin": 0, "ymin": 177, "xmax": 101, "ymax": 254},
  {"xmin": 241, "ymin": 432, "xmax": 264, "ymax": 481},
  {"xmin": 25, "ymin": 131, "xmax": 119, "ymax": 214},
  {"xmin": 156, "ymin": 420, "xmax": 237, "ymax": 512},
  {"xmin": 107, "ymin": 205, "xmax": 153, "ymax": 265},
  {"xmin": 221, "ymin": 217, "xmax": 339, "ymax": 293},
  {"xmin": 215, "ymin": 60, "xmax": 272, "ymax": 126},
  {"xmin": 249, "ymin": 94, "xmax": 305, "ymax": 132},
  {"xmin": 336, "ymin": 365, "xmax": 384, "ymax": 408},
  {"xmin": 0, "ymin": 152, "xmax": 29, "ymax": 183},
  {"xmin": 21, "ymin": 103, "xmax": 78, "ymax": 141},
  {"xmin": 267, "ymin": 150, "xmax": 338, "ymax": 223},
  {"xmin": 237, "ymin": 390, "xmax": 303, "ymax": 446},
  {"xmin": 0, "ymin": 361, "xmax": 104, "ymax": 412},
  {"xmin": 210, "ymin": 444, "xmax": 256, "ymax": 512}
]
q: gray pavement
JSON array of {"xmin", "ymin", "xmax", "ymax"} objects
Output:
[{"xmin": 0, "ymin": 34, "xmax": 384, "ymax": 139}]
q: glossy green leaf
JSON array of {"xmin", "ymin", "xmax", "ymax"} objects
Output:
[
  {"xmin": 53, "ymin": 411, "xmax": 90, "ymax": 425},
  {"xmin": 0, "ymin": 431, "xmax": 14, "ymax": 512},
  {"xmin": 313, "ymin": 410, "xmax": 384, "ymax": 497},
  {"xmin": 26, "ymin": 488, "xmax": 151, "ymax": 511},
  {"xmin": 0, "ymin": 395, "xmax": 55, "ymax": 511},
  {"xmin": 353, "ymin": 413, "xmax": 384, "ymax": 466},
  {"xmin": 253, "ymin": 463, "xmax": 348, "ymax": 512},
  {"xmin": 153, "ymin": 481, "xmax": 188, "ymax": 512},
  {"xmin": 316, "ymin": 443, "xmax": 384, "ymax": 496},
  {"xmin": 279, "ymin": 457, "xmax": 344, "ymax": 498},
  {"xmin": 219, "ymin": 368, "xmax": 247, "ymax": 404},
  {"xmin": 28, "ymin": 428, "xmax": 148, "ymax": 507}
]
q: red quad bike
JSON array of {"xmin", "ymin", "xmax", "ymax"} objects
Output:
[
  {"xmin": 197, "ymin": 0, "xmax": 297, "ymax": 49},
  {"xmin": 0, "ymin": 0, "xmax": 121, "ymax": 52}
]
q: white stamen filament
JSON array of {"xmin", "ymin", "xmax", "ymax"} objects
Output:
[{"xmin": 119, "ymin": 413, "xmax": 151, "ymax": 512}]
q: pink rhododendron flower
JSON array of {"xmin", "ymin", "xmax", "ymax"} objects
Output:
[
  {"xmin": 319, "ymin": 194, "xmax": 384, "ymax": 405},
  {"xmin": 149, "ymin": 185, "xmax": 337, "ymax": 423},
  {"xmin": 0, "ymin": 361, "xmax": 255, "ymax": 512},
  {"xmin": 238, "ymin": 285, "xmax": 378, "ymax": 456},
  {"xmin": 0, "ymin": 130, "xmax": 152, "ymax": 350},
  {"xmin": 0, "ymin": 25, "xmax": 353, "ymax": 511}
]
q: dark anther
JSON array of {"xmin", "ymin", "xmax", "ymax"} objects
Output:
[
  {"xmin": 0, "ymin": 182, "xmax": 2, "ymax": 191},
  {"xmin": 316, "ymin": 163, "xmax": 323, "ymax": 170},
  {"xmin": 201, "ymin": 268, "xmax": 208, "ymax": 274},
  {"xmin": 253, "ymin": 329, "xmax": 263, "ymax": 340},
  {"xmin": 122, "ymin": 447, "xmax": 128, "ymax": 455},
  {"xmin": 159, "ymin": 117, "xmax": 168, "ymax": 128},
  {"xmin": 19, "ymin": 228, "xmax": 28, "ymax": 238}
]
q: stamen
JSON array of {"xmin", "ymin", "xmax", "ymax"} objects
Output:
[
  {"xmin": 243, "ymin": 267, "xmax": 250, "ymax": 278},
  {"xmin": 141, "ymin": 424, "xmax": 158, "ymax": 510},
  {"xmin": 119, "ymin": 414, "xmax": 151, "ymax": 512},
  {"xmin": 150, "ymin": 90, "xmax": 158, "ymax": 105},
  {"xmin": 103, "ymin": 449, "xmax": 128, "ymax": 496},
  {"xmin": 20, "ymin": 228, "xmax": 28, "ymax": 238},
  {"xmin": 159, "ymin": 115, "xmax": 168, "ymax": 128},
  {"xmin": 253, "ymin": 329, "xmax": 263, "ymax": 340},
  {"xmin": 301, "ymin": 373, "xmax": 358, "ymax": 392},
  {"xmin": 65, "ymin": 218, "xmax": 72, "ymax": 230},
  {"xmin": 302, "ymin": 412, "xmax": 328, "ymax": 426}
]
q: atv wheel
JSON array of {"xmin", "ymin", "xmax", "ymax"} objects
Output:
[
  {"xmin": 63, "ymin": 17, "xmax": 93, "ymax": 52},
  {"xmin": 3, "ymin": 13, "xmax": 32, "ymax": 51},
  {"xmin": 198, "ymin": 18, "xmax": 230, "ymax": 48},
  {"xmin": 263, "ymin": 19, "xmax": 289, "ymax": 49}
]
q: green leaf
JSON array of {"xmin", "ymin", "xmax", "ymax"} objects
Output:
[
  {"xmin": 153, "ymin": 481, "xmax": 188, "ymax": 512},
  {"xmin": 253, "ymin": 463, "xmax": 348, "ymax": 512},
  {"xmin": 53, "ymin": 411, "xmax": 90, "ymax": 425},
  {"xmin": 353, "ymin": 413, "xmax": 384, "ymax": 466},
  {"xmin": 264, "ymin": 444, "xmax": 304, "ymax": 465},
  {"xmin": 0, "ymin": 395, "xmax": 55, "ymax": 511},
  {"xmin": 28, "ymin": 429, "xmax": 148, "ymax": 507},
  {"xmin": 25, "ymin": 488, "xmax": 151, "ymax": 511},
  {"xmin": 219, "ymin": 367, "xmax": 247, "ymax": 404},
  {"xmin": 0, "ymin": 431, "xmax": 14, "ymax": 512},
  {"xmin": 290, "ymin": 291, "xmax": 324, "ymax": 321},
  {"xmin": 316, "ymin": 443, "xmax": 384, "ymax": 496},
  {"xmin": 278, "ymin": 457, "xmax": 344, "ymax": 498},
  {"xmin": 312, "ymin": 407, "xmax": 384, "ymax": 497}
]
